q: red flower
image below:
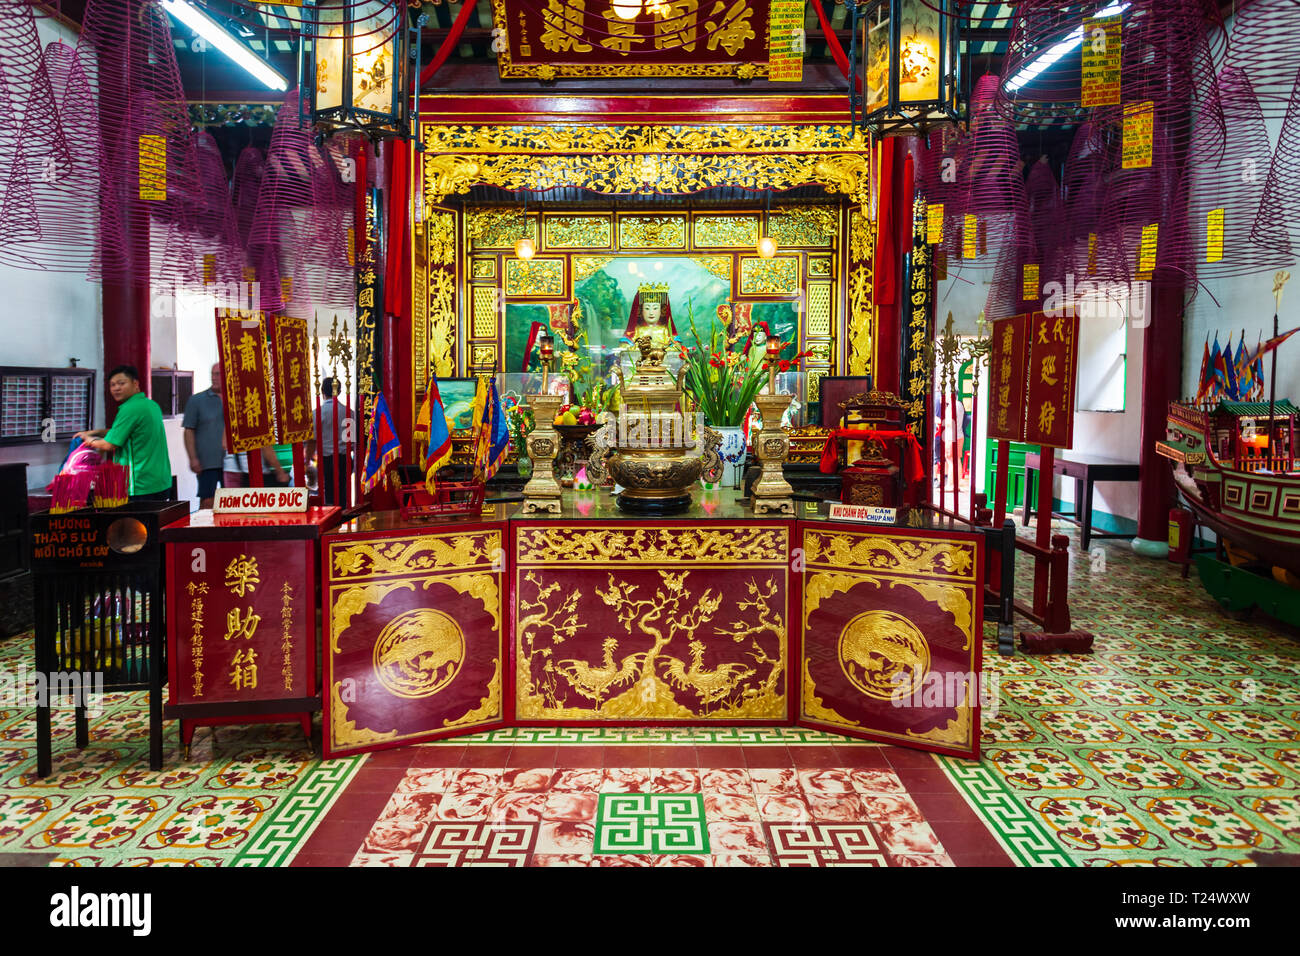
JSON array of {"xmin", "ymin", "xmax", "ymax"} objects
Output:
[
  {"xmin": 778, "ymin": 359, "xmax": 791, "ymax": 372},
  {"xmin": 710, "ymin": 357, "xmax": 724, "ymax": 368}
]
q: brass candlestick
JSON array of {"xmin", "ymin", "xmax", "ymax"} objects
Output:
[
  {"xmin": 521, "ymin": 350, "xmax": 563, "ymax": 515},
  {"xmin": 751, "ymin": 346, "xmax": 794, "ymax": 516}
]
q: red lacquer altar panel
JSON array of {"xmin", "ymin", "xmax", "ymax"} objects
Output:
[
  {"xmin": 168, "ymin": 540, "xmax": 314, "ymax": 706},
  {"xmin": 798, "ymin": 522, "xmax": 983, "ymax": 758},
  {"xmin": 511, "ymin": 519, "xmax": 794, "ymax": 723},
  {"xmin": 323, "ymin": 517, "xmax": 506, "ymax": 757}
]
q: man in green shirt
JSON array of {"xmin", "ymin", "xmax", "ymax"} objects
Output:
[{"xmin": 76, "ymin": 365, "xmax": 172, "ymax": 499}]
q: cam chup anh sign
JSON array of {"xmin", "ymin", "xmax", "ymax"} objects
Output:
[{"xmin": 491, "ymin": 0, "xmax": 774, "ymax": 80}]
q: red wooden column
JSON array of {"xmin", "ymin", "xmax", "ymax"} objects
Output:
[
  {"xmin": 98, "ymin": 7, "xmax": 150, "ymax": 419},
  {"xmin": 1133, "ymin": 275, "xmax": 1184, "ymax": 556}
]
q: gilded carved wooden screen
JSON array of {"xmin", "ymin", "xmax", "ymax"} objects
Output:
[
  {"xmin": 412, "ymin": 122, "xmax": 884, "ymax": 425},
  {"xmin": 420, "ymin": 204, "xmax": 848, "ymax": 426}
]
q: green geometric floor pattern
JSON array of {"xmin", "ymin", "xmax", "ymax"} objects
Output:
[
  {"xmin": 957, "ymin": 521, "xmax": 1300, "ymax": 867},
  {"xmin": 3, "ymin": 516, "xmax": 1297, "ymax": 867},
  {"xmin": 0, "ymin": 634, "xmax": 363, "ymax": 867}
]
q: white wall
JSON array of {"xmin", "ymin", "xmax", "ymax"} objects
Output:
[
  {"xmin": 1182, "ymin": 10, "xmax": 1300, "ymax": 417},
  {"xmin": 0, "ymin": 13, "xmax": 103, "ymax": 494}
]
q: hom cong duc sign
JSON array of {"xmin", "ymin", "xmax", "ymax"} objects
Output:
[{"xmin": 214, "ymin": 487, "xmax": 308, "ymax": 514}]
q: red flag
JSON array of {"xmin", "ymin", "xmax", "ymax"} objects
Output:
[
  {"xmin": 1194, "ymin": 335, "xmax": 1211, "ymax": 403},
  {"xmin": 1242, "ymin": 326, "xmax": 1300, "ymax": 368}
]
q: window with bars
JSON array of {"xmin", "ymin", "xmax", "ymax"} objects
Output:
[{"xmin": 0, "ymin": 367, "xmax": 96, "ymax": 446}]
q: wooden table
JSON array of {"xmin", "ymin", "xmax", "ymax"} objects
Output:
[{"xmin": 1023, "ymin": 451, "xmax": 1141, "ymax": 551}]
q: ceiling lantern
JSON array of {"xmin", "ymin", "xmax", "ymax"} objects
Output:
[
  {"xmin": 849, "ymin": 0, "xmax": 963, "ymax": 136},
  {"xmin": 301, "ymin": 0, "xmax": 412, "ymax": 138}
]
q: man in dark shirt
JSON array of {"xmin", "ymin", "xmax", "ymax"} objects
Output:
[{"xmin": 182, "ymin": 363, "xmax": 225, "ymax": 509}]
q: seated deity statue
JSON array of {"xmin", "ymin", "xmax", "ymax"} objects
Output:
[{"xmin": 622, "ymin": 283, "xmax": 678, "ymax": 350}]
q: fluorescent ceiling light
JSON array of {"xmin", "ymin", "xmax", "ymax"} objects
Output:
[
  {"xmin": 1005, "ymin": 2, "xmax": 1128, "ymax": 94},
  {"xmin": 161, "ymin": 0, "xmax": 288, "ymax": 91}
]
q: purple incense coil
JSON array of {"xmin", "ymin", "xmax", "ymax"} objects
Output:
[
  {"xmin": 0, "ymin": 0, "xmax": 71, "ymax": 266},
  {"xmin": 1171, "ymin": 67, "xmax": 1293, "ymax": 281},
  {"xmin": 1224, "ymin": 0, "xmax": 1300, "ymax": 117},
  {"xmin": 231, "ymin": 146, "xmax": 266, "ymax": 253},
  {"xmin": 1252, "ymin": 63, "xmax": 1300, "ymax": 259},
  {"xmin": 249, "ymin": 89, "xmax": 326, "ymax": 318},
  {"xmin": 192, "ymin": 130, "xmax": 245, "ymax": 287},
  {"xmin": 76, "ymin": 0, "xmax": 207, "ymax": 287},
  {"xmin": 298, "ymin": 136, "xmax": 356, "ymax": 312},
  {"xmin": 937, "ymin": 73, "xmax": 1031, "ymax": 272}
]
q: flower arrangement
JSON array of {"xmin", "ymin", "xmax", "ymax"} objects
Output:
[
  {"xmin": 553, "ymin": 301, "xmax": 620, "ymax": 426},
  {"xmin": 678, "ymin": 301, "xmax": 808, "ymax": 427}
]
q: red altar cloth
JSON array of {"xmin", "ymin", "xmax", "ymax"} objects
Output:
[{"xmin": 819, "ymin": 428, "xmax": 925, "ymax": 492}]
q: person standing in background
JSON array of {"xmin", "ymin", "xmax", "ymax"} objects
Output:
[
  {"xmin": 309, "ymin": 377, "xmax": 354, "ymax": 506},
  {"xmin": 262, "ymin": 445, "xmax": 292, "ymax": 486},
  {"xmin": 182, "ymin": 363, "xmax": 225, "ymax": 509},
  {"xmin": 75, "ymin": 365, "xmax": 172, "ymax": 500}
]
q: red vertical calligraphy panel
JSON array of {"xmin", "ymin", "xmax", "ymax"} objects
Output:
[
  {"xmin": 268, "ymin": 314, "xmax": 316, "ymax": 445},
  {"xmin": 1023, "ymin": 310, "xmax": 1079, "ymax": 449},
  {"xmin": 168, "ymin": 539, "xmax": 314, "ymax": 706},
  {"xmin": 216, "ymin": 309, "xmax": 276, "ymax": 453},
  {"xmin": 987, "ymin": 313, "xmax": 1029, "ymax": 442}
]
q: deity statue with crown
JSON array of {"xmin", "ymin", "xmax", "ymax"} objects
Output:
[{"xmin": 623, "ymin": 282, "xmax": 678, "ymax": 351}]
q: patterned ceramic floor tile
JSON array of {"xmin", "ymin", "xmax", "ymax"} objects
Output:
[{"xmin": 593, "ymin": 793, "xmax": 709, "ymax": 855}]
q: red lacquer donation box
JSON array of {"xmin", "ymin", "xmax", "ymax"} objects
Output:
[{"xmin": 163, "ymin": 507, "xmax": 342, "ymax": 749}]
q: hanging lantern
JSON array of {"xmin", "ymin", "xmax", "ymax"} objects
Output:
[
  {"xmin": 514, "ymin": 236, "xmax": 537, "ymax": 260},
  {"xmin": 301, "ymin": 0, "xmax": 411, "ymax": 138},
  {"xmin": 849, "ymin": 0, "xmax": 963, "ymax": 136},
  {"xmin": 756, "ymin": 235, "xmax": 779, "ymax": 258}
]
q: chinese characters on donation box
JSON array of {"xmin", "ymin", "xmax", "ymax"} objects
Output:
[{"xmin": 176, "ymin": 544, "xmax": 307, "ymax": 705}]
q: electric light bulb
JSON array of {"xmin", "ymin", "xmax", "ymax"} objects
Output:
[
  {"xmin": 757, "ymin": 236, "xmax": 778, "ymax": 259},
  {"xmin": 515, "ymin": 237, "xmax": 536, "ymax": 260},
  {"xmin": 611, "ymin": 0, "xmax": 641, "ymax": 19}
]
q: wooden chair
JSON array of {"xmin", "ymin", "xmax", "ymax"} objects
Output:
[{"xmin": 835, "ymin": 390, "xmax": 905, "ymax": 507}]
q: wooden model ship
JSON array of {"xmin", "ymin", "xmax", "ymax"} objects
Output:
[{"xmin": 1157, "ymin": 398, "xmax": 1300, "ymax": 576}]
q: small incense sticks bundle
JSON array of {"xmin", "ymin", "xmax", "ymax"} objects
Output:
[
  {"xmin": 94, "ymin": 463, "xmax": 128, "ymax": 508},
  {"xmin": 50, "ymin": 472, "xmax": 93, "ymax": 513}
]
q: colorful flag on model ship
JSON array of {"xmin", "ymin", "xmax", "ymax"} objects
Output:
[
  {"xmin": 1233, "ymin": 333, "xmax": 1252, "ymax": 401},
  {"xmin": 1242, "ymin": 325, "xmax": 1300, "ymax": 373},
  {"xmin": 1251, "ymin": 334, "xmax": 1266, "ymax": 400},
  {"xmin": 414, "ymin": 379, "xmax": 453, "ymax": 492},
  {"xmin": 1194, "ymin": 335, "xmax": 1212, "ymax": 404},
  {"xmin": 361, "ymin": 394, "xmax": 401, "ymax": 493},
  {"xmin": 471, "ymin": 376, "xmax": 510, "ymax": 483},
  {"xmin": 1211, "ymin": 334, "xmax": 1234, "ymax": 400},
  {"xmin": 1224, "ymin": 334, "xmax": 1241, "ymax": 400}
]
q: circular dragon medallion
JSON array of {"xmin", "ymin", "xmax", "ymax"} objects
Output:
[
  {"xmin": 837, "ymin": 610, "xmax": 931, "ymax": 701},
  {"xmin": 372, "ymin": 609, "xmax": 465, "ymax": 699}
]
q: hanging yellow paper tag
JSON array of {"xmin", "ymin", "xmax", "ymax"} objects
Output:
[
  {"xmin": 281, "ymin": 276, "xmax": 293, "ymax": 302},
  {"xmin": 1122, "ymin": 101, "xmax": 1154, "ymax": 169},
  {"xmin": 347, "ymin": 227, "xmax": 356, "ymax": 266},
  {"xmin": 963, "ymin": 214, "xmax": 978, "ymax": 259},
  {"xmin": 1081, "ymin": 15, "xmax": 1122, "ymax": 107},
  {"xmin": 1022, "ymin": 264, "xmax": 1040, "ymax": 300},
  {"xmin": 202, "ymin": 254, "xmax": 215, "ymax": 284},
  {"xmin": 927, "ymin": 204, "xmax": 944, "ymax": 244},
  {"xmin": 138, "ymin": 135, "xmax": 167, "ymax": 201},
  {"xmin": 1206, "ymin": 208, "xmax": 1224, "ymax": 263},
  {"xmin": 242, "ymin": 266, "xmax": 257, "ymax": 284},
  {"xmin": 768, "ymin": 0, "xmax": 804, "ymax": 81},
  {"xmin": 1138, "ymin": 223, "xmax": 1158, "ymax": 275},
  {"xmin": 1087, "ymin": 233, "xmax": 1098, "ymax": 274}
]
